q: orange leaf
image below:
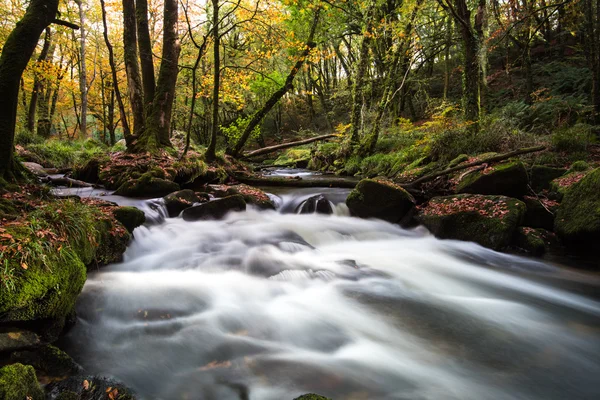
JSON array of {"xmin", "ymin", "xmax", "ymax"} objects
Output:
[
  {"xmin": 21, "ymin": 263, "xmax": 28, "ymax": 270},
  {"xmin": 83, "ymin": 380, "xmax": 90, "ymax": 390}
]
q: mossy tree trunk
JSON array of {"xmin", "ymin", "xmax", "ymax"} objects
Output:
[
  {"xmin": 75, "ymin": 0, "xmax": 88, "ymax": 139},
  {"xmin": 206, "ymin": 0, "xmax": 221, "ymax": 162},
  {"xmin": 0, "ymin": 0, "xmax": 61, "ymax": 183},
  {"xmin": 122, "ymin": 0, "xmax": 145, "ymax": 141},
  {"xmin": 26, "ymin": 27, "xmax": 52, "ymax": 134}
]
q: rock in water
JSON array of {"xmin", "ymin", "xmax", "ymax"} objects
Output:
[
  {"xmin": 346, "ymin": 178, "xmax": 415, "ymax": 224},
  {"xmin": 0, "ymin": 363, "xmax": 44, "ymax": 400},
  {"xmin": 456, "ymin": 160, "xmax": 528, "ymax": 198},
  {"xmin": 112, "ymin": 206, "xmax": 146, "ymax": 232},
  {"xmin": 181, "ymin": 195, "xmax": 246, "ymax": 221},
  {"xmin": 298, "ymin": 194, "xmax": 333, "ymax": 214},
  {"xmin": 555, "ymin": 168, "xmax": 600, "ymax": 248},
  {"xmin": 163, "ymin": 189, "xmax": 202, "ymax": 217},
  {"xmin": 114, "ymin": 174, "xmax": 180, "ymax": 198},
  {"xmin": 419, "ymin": 194, "xmax": 526, "ymax": 250}
]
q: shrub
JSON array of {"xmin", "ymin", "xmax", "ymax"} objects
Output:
[
  {"xmin": 551, "ymin": 123, "xmax": 596, "ymax": 153},
  {"xmin": 14, "ymin": 129, "xmax": 44, "ymax": 146}
]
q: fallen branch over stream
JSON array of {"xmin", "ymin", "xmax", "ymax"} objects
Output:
[
  {"xmin": 401, "ymin": 145, "xmax": 547, "ymax": 188},
  {"xmin": 241, "ymin": 134, "xmax": 337, "ymax": 159},
  {"xmin": 233, "ymin": 172, "xmax": 358, "ymax": 188},
  {"xmin": 42, "ymin": 176, "xmax": 94, "ymax": 188}
]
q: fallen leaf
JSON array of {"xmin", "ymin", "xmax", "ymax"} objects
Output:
[
  {"xmin": 83, "ymin": 380, "xmax": 90, "ymax": 390},
  {"xmin": 21, "ymin": 263, "xmax": 28, "ymax": 270}
]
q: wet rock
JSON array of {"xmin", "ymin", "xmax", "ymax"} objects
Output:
[
  {"xmin": 114, "ymin": 173, "xmax": 180, "ymax": 198},
  {"xmin": 10, "ymin": 344, "xmax": 82, "ymax": 379},
  {"xmin": 549, "ymin": 170, "xmax": 588, "ymax": 201},
  {"xmin": 163, "ymin": 189, "xmax": 202, "ymax": 217},
  {"xmin": 0, "ymin": 363, "xmax": 44, "ymax": 400},
  {"xmin": 529, "ymin": 165, "xmax": 566, "ymax": 192},
  {"xmin": 293, "ymin": 395, "xmax": 332, "ymax": 400},
  {"xmin": 555, "ymin": 168, "xmax": 600, "ymax": 248},
  {"xmin": 182, "ymin": 195, "xmax": 246, "ymax": 221},
  {"xmin": 419, "ymin": 194, "xmax": 526, "ymax": 250},
  {"xmin": 225, "ymin": 184, "xmax": 275, "ymax": 210},
  {"xmin": 522, "ymin": 196, "xmax": 558, "ymax": 230},
  {"xmin": 71, "ymin": 158, "xmax": 101, "ymax": 184},
  {"xmin": 112, "ymin": 206, "xmax": 146, "ymax": 233},
  {"xmin": 46, "ymin": 375, "xmax": 137, "ymax": 400},
  {"xmin": 298, "ymin": 194, "xmax": 333, "ymax": 214},
  {"xmin": 346, "ymin": 178, "xmax": 415, "ymax": 224},
  {"xmin": 512, "ymin": 227, "xmax": 555, "ymax": 256},
  {"xmin": 22, "ymin": 162, "xmax": 48, "ymax": 177},
  {"xmin": 0, "ymin": 330, "xmax": 41, "ymax": 352},
  {"xmin": 456, "ymin": 160, "xmax": 528, "ymax": 198}
]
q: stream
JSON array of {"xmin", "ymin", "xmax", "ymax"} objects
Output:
[{"xmin": 54, "ymin": 170, "xmax": 600, "ymax": 400}]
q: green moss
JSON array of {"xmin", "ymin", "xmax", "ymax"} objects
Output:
[
  {"xmin": 112, "ymin": 207, "xmax": 146, "ymax": 233},
  {"xmin": 346, "ymin": 178, "xmax": 415, "ymax": 224},
  {"xmin": 10, "ymin": 345, "xmax": 81, "ymax": 378},
  {"xmin": 226, "ymin": 185, "xmax": 275, "ymax": 210},
  {"xmin": 114, "ymin": 173, "xmax": 180, "ymax": 198},
  {"xmin": 0, "ymin": 363, "xmax": 44, "ymax": 400},
  {"xmin": 567, "ymin": 160, "xmax": 590, "ymax": 174},
  {"xmin": 555, "ymin": 168, "xmax": 600, "ymax": 245},
  {"xmin": 274, "ymin": 148, "xmax": 312, "ymax": 167},
  {"xmin": 512, "ymin": 227, "xmax": 550, "ymax": 256},
  {"xmin": 56, "ymin": 392, "xmax": 79, "ymax": 400},
  {"xmin": 456, "ymin": 160, "xmax": 528, "ymax": 198},
  {"xmin": 448, "ymin": 154, "xmax": 469, "ymax": 168}
]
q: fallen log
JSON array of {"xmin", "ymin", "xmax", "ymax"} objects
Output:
[
  {"xmin": 241, "ymin": 134, "xmax": 337, "ymax": 160},
  {"xmin": 233, "ymin": 172, "xmax": 358, "ymax": 188},
  {"xmin": 402, "ymin": 145, "xmax": 547, "ymax": 188},
  {"xmin": 42, "ymin": 176, "xmax": 93, "ymax": 188}
]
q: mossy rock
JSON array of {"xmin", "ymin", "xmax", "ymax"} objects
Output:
[
  {"xmin": 114, "ymin": 173, "xmax": 180, "ymax": 198},
  {"xmin": 567, "ymin": 160, "xmax": 590, "ymax": 174},
  {"xmin": 71, "ymin": 158, "xmax": 101, "ymax": 184},
  {"xmin": 10, "ymin": 344, "xmax": 81, "ymax": 379},
  {"xmin": 226, "ymin": 184, "xmax": 275, "ymax": 210},
  {"xmin": 0, "ymin": 330, "xmax": 41, "ymax": 353},
  {"xmin": 448, "ymin": 154, "xmax": 469, "ymax": 168},
  {"xmin": 522, "ymin": 196, "xmax": 559, "ymax": 230},
  {"xmin": 112, "ymin": 206, "xmax": 146, "ymax": 232},
  {"xmin": 549, "ymin": 171, "xmax": 589, "ymax": 201},
  {"xmin": 555, "ymin": 168, "xmax": 600, "ymax": 248},
  {"xmin": 181, "ymin": 195, "xmax": 246, "ymax": 221},
  {"xmin": 298, "ymin": 194, "xmax": 333, "ymax": 214},
  {"xmin": 163, "ymin": 189, "xmax": 202, "ymax": 217},
  {"xmin": 456, "ymin": 160, "xmax": 528, "ymax": 198},
  {"xmin": 512, "ymin": 227, "xmax": 554, "ymax": 257},
  {"xmin": 419, "ymin": 194, "xmax": 526, "ymax": 250},
  {"xmin": 46, "ymin": 375, "xmax": 137, "ymax": 400},
  {"xmin": 93, "ymin": 218, "xmax": 131, "ymax": 267},
  {"xmin": 346, "ymin": 178, "xmax": 415, "ymax": 224},
  {"xmin": 0, "ymin": 363, "xmax": 44, "ymax": 400},
  {"xmin": 529, "ymin": 165, "xmax": 567, "ymax": 192},
  {"xmin": 293, "ymin": 395, "xmax": 332, "ymax": 400}
]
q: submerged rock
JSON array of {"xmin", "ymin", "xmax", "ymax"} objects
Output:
[
  {"xmin": 0, "ymin": 363, "xmax": 44, "ymax": 400},
  {"xmin": 163, "ymin": 189, "xmax": 202, "ymax": 217},
  {"xmin": 10, "ymin": 344, "xmax": 82, "ymax": 379},
  {"xmin": 114, "ymin": 173, "xmax": 180, "ymax": 198},
  {"xmin": 298, "ymin": 194, "xmax": 333, "ymax": 214},
  {"xmin": 419, "ymin": 194, "xmax": 526, "ymax": 250},
  {"xmin": 346, "ymin": 178, "xmax": 415, "ymax": 224},
  {"xmin": 46, "ymin": 375, "xmax": 137, "ymax": 400},
  {"xmin": 555, "ymin": 168, "xmax": 600, "ymax": 248},
  {"xmin": 0, "ymin": 330, "xmax": 41, "ymax": 353},
  {"xmin": 112, "ymin": 206, "xmax": 146, "ymax": 232},
  {"xmin": 182, "ymin": 195, "xmax": 246, "ymax": 221},
  {"xmin": 456, "ymin": 160, "xmax": 528, "ymax": 198},
  {"xmin": 293, "ymin": 395, "xmax": 332, "ymax": 400}
]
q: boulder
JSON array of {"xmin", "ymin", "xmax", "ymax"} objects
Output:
[
  {"xmin": 549, "ymin": 171, "xmax": 588, "ymax": 201},
  {"xmin": 456, "ymin": 160, "xmax": 528, "ymax": 198},
  {"xmin": 529, "ymin": 165, "xmax": 566, "ymax": 192},
  {"xmin": 10, "ymin": 345, "xmax": 82, "ymax": 379},
  {"xmin": 71, "ymin": 158, "xmax": 101, "ymax": 184},
  {"xmin": 522, "ymin": 196, "xmax": 558, "ymax": 230},
  {"xmin": 114, "ymin": 173, "xmax": 180, "ymax": 198},
  {"xmin": 22, "ymin": 162, "xmax": 48, "ymax": 177},
  {"xmin": 112, "ymin": 206, "xmax": 146, "ymax": 232},
  {"xmin": 46, "ymin": 375, "xmax": 137, "ymax": 400},
  {"xmin": 163, "ymin": 189, "xmax": 202, "ymax": 217},
  {"xmin": 0, "ymin": 363, "xmax": 44, "ymax": 400},
  {"xmin": 555, "ymin": 168, "xmax": 600, "ymax": 247},
  {"xmin": 225, "ymin": 184, "xmax": 275, "ymax": 210},
  {"xmin": 419, "ymin": 194, "xmax": 526, "ymax": 250},
  {"xmin": 0, "ymin": 330, "xmax": 41, "ymax": 353},
  {"xmin": 182, "ymin": 195, "xmax": 246, "ymax": 221},
  {"xmin": 298, "ymin": 194, "xmax": 333, "ymax": 214},
  {"xmin": 346, "ymin": 178, "xmax": 416, "ymax": 224},
  {"xmin": 512, "ymin": 227, "xmax": 555, "ymax": 256},
  {"xmin": 293, "ymin": 395, "xmax": 332, "ymax": 400}
]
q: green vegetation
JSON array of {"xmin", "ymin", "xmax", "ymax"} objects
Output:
[{"xmin": 0, "ymin": 363, "xmax": 44, "ymax": 400}]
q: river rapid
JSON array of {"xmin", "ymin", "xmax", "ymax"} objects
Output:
[{"xmin": 56, "ymin": 173, "xmax": 600, "ymax": 400}]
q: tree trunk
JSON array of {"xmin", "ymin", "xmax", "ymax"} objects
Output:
[
  {"xmin": 136, "ymin": 0, "xmax": 156, "ymax": 107},
  {"xmin": 122, "ymin": 0, "xmax": 145, "ymax": 140},
  {"xmin": 206, "ymin": 0, "xmax": 220, "ymax": 162},
  {"xmin": 0, "ymin": 0, "xmax": 60, "ymax": 182},
  {"xmin": 227, "ymin": 8, "xmax": 321, "ymax": 157},
  {"xmin": 27, "ymin": 27, "xmax": 52, "ymax": 133},
  {"xmin": 75, "ymin": 0, "xmax": 88, "ymax": 139}
]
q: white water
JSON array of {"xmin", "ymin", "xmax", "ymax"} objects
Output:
[{"xmin": 61, "ymin": 188, "xmax": 600, "ymax": 400}]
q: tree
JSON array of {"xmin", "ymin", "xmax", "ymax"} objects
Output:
[
  {"xmin": 74, "ymin": 0, "xmax": 88, "ymax": 138},
  {"xmin": 0, "ymin": 0, "xmax": 77, "ymax": 182}
]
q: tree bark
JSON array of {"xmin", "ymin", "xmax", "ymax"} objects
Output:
[
  {"xmin": 122, "ymin": 0, "xmax": 145, "ymax": 140},
  {"xmin": 206, "ymin": 0, "xmax": 220, "ymax": 162},
  {"xmin": 27, "ymin": 28, "xmax": 52, "ymax": 133},
  {"xmin": 136, "ymin": 0, "xmax": 156, "ymax": 107},
  {"xmin": 75, "ymin": 0, "xmax": 88, "ymax": 139},
  {"xmin": 0, "ymin": 0, "xmax": 61, "ymax": 182},
  {"xmin": 241, "ymin": 134, "xmax": 336, "ymax": 159}
]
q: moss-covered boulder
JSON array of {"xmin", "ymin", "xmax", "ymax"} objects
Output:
[
  {"xmin": 512, "ymin": 227, "xmax": 555, "ymax": 256},
  {"xmin": 46, "ymin": 375, "xmax": 137, "ymax": 400},
  {"xmin": 10, "ymin": 344, "xmax": 81, "ymax": 379},
  {"xmin": 456, "ymin": 160, "xmax": 528, "ymax": 198},
  {"xmin": 112, "ymin": 206, "xmax": 146, "ymax": 232},
  {"xmin": 0, "ymin": 330, "xmax": 41, "ymax": 353},
  {"xmin": 293, "ymin": 395, "xmax": 332, "ymax": 400},
  {"xmin": 298, "ymin": 194, "xmax": 333, "ymax": 214},
  {"xmin": 555, "ymin": 168, "xmax": 600, "ymax": 247},
  {"xmin": 346, "ymin": 178, "xmax": 415, "ymax": 224},
  {"xmin": 0, "ymin": 363, "xmax": 44, "ymax": 400},
  {"xmin": 114, "ymin": 173, "xmax": 180, "ymax": 198},
  {"xmin": 225, "ymin": 184, "xmax": 275, "ymax": 210},
  {"xmin": 419, "ymin": 194, "xmax": 526, "ymax": 250},
  {"xmin": 549, "ymin": 171, "xmax": 588, "ymax": 201},
  {"xmin": 163, "ymin": 189, "xmax": 202, "ymax": 217},
  {"xmin": 522, "ymin": 196, "xmax": 559, "ymax": 230},
  {"xmin": 182, "ymin": 195, "xmax": 246, "ymax": 221},
  {"xmin": 529, "ymin": 165, "xmax": 567, "ymax": 192}
]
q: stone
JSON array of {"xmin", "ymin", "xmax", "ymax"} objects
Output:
[
  {"xmin": 512, "ymin": 227, "xmax": 555, "ymax": 256},
  {"xmin": 10, "ymin": 344, "xmax": 82, "ymax": 378},
  {"xmin": 114, "ymin": 173, "xmax": 180, "ymax": 198},
  {"xmin": 529, "ymin": 165, "xmax": 567, "ymax": 192},
  {"xmin": 22, "ymin": 162, "xmax": 48, "ymax": 177},
  {"xmin": 522, "ymin": 196, "xmax": 558, "ymax": 230},
  {"xmin": 112, "ymin": 206, "xmax": 146, "ymax": 233},
  {"xmin": 293, "ymin": 395, "xmax": 332, "ymax": 400},
  {"xmin": 225, "ymin": 184, "xmax": 275, "ymax": 210},
  {"xmin": 0, "ymin": 363, "xmax": 44, "ymax": 400},
  {"xmin": 456, "ymin": 160, "xmax": 528, "ymax": 198},
  {"xmin": 419, "ymin": 194, "xmax": 526, "ymax": 250},
  {"xmin": 46, "ymin": 375, "xmax": 137, "ymax": 400},
  {"xmin": 0, "ymin": 330, "xmax": 41, "ymax": 353},
  {"xmin": 163, "ymin": 189, "xmax": 202, "ymax": 217},
  {"xmin": 297, "ymin": 194, "xmax": 333, "ymax": 214},
  {"xmin": 181, "ymin": 195, "xmax": 246, "ymax": 221},
  {"xmin": 346, "ymin": 178, "xmax": 415, "ymax": 224}
]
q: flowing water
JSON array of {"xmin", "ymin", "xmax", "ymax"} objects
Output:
[{"xmin": 57, "ymin": 173, "xmax": 600, "ymax": 400}]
